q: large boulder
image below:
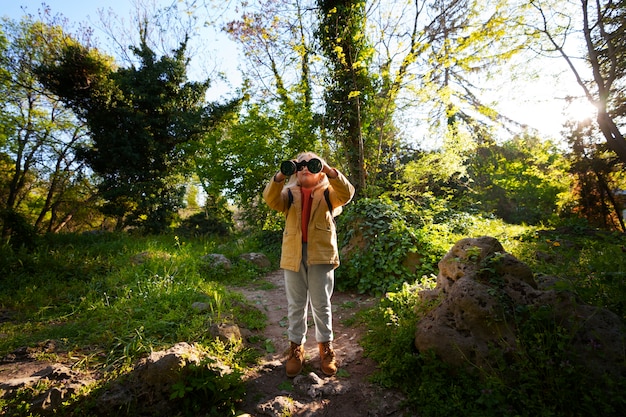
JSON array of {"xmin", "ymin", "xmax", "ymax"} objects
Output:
[{"xmin": 415, "ymin": 236, "xmax": 625, "ymax": 378}]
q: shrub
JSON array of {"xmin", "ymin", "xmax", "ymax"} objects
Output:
[
  {"xmin": 361, "ymin": 224, "xmax": 626, "ymax": 417},
  {"xmin": 336, "ymin": 197, "xmax": 441, "ymax": 295},
  {"xmin": 178, "ymin": 196, "xmax": 235, "ymax": 237},
  {"xmin": 0, "ymin": 209, "xmax": 40, "ymax": 250}
]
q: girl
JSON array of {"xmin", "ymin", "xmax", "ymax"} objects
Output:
[{"xmin": 263, "ymin": 152, "xmax": 355, "ymax": 377}]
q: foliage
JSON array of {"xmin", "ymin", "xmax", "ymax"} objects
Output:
[
  {"xmin": 335, "ymin": 197, "xmax": 442, "ymax": 295},
  {"xmin": 359, "ymin": 279, "xmax": 434, "ymax": 387},
  {"xmin": 0, "ymin": 208, "xmax": 39, "ymax": 250},
  {"xmin": 169, "ymin": 356, "xmax": 246, "ymax": 417},
  {"xmin": 37, "ymin": 33, "xmax": 239, "ymax": 233},
  {"xmin": 466, "ymin": 134, "xmax": 571, "ymax": 225},
  {"xmin": 248, "ymin": 229, "xmax": 283, "ymax": 264},
  {"xmin": 193, "ymin": 102, "xmax": 316, "ymax": 229},
  {"xmin": 561, "ymin": 118, "xmax": 626, "ymax": 231},
  {"xmin": 222, "ymin": 1, "xmax": 538, "ymax": 198},
  {"xmin": 360, "ymin": 219, "xmax": 626, "ymax": 417},
  {"xmin": 397, "ymin": 132, "xmax": 477, "ymax": 212},
  {"xmin": 0, "ymin": 17, "xmax": 96, "ymax": 239},
  {"xmin": 416, "ymin": 0, "xmax": 533, "ymax": 146},
  {"xmin": 516, "ymin": 222, "xmax": 626, "ymax": 319},
  {"xmin": 317, "ymin": 0, "xmax": 375, "ymax": 194},
  {"xmin": 177, "ymin": 194, "xmax": 235, "ymax": 237},
  {"xmin": 218, "ymin": 4, "xmax": 324, "ymax": 223}
]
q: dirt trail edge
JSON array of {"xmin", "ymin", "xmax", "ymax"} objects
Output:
[{"xmin": 234, "ymin": 269, "xmax": 408, "ymax": 417}]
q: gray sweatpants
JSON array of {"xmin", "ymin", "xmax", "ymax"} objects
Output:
[{"xmin": 284, "ymin": 243, "xmax": 335, "ymax": 345}]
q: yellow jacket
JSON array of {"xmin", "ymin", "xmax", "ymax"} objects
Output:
[{"xmin": 263, "ymin": 171, "xmax": 355, "ymax": 272}]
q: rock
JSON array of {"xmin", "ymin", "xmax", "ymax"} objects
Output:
[
  {"xmin": 256, "ymin": 395, "xmax": 304, "ymax": 417},
  {"xmin": 10, "ymin": 363, "xmax": 95, "ymax": 415},
  {"xmin": 191, "ymin": 301, "xmax": 211, "ymax": 312},
  {"xmin": 292, "ymin": 372, "xmax": 348, "ymax": 399},
  {"xmin": 202, "ymin": 253, "xmax": 232, "ymax": 270},
  {"xmin": 130, "ymin": 250, "xmax": 171, "ymax": 265},
  {"xmin": 135, "ymin": 342, "xmax": 202, "ymax": 388},
  {"xmin": 240, "ymin": 252, "xmax": 271, "ymax": 269},
  {"xmin": 97, "ymin": 342, "xmax": 234, "ymax": 415},
  {"xmin": 209, "ymin": 322, "xmax": 242, "ymax": 344},
  {"xmin": 414, "ymin": 236, "xmax": 626, "ymax": 379}
]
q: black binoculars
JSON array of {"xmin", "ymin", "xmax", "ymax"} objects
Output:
[{"xmin": 280, "ymin": 158, "xmax": 323, "ymax": 175}]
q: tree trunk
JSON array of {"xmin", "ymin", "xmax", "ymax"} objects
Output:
[{"xmin": 597, "ymin": 110, "xmax": 626, "ymax": 165}]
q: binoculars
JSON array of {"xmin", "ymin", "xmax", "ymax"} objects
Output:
[{"xmin": 280, "ymin": 158, "xmax": 323, "ymax": 175}]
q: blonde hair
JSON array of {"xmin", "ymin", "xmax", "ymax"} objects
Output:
[{"xmin": 284, "ymin": 152, "xmax": 329, "ymax": 190}]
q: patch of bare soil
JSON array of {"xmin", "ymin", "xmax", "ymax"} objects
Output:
[{"xmin": 235, "ymin": 270, "xmax": 408, "ymax": 417}]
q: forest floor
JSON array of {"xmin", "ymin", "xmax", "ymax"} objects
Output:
[
  {"xmin": 0, "ymin": 269, "xmax": 409, "ymax": 416},
  {"xmin": 235, "ymin": 269, "xmax": 409, "ymax": 417}
]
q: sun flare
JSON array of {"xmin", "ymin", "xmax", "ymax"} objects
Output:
[{"xmin": 564, "ymin": 98, "xmax": 597, "ymax": 122}]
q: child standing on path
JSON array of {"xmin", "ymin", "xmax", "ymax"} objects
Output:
[{"xmin": 263, "ymin": 152, "xmax": 355, "ymax": 377}]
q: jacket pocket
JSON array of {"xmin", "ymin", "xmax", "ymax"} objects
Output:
[
  {"xmin": 283, "ymin": 227, "xmax": 299, "ymax": 247},
  {"xmin": 311, "ymin": 222, "xmax": 336, "ymax": 258}
]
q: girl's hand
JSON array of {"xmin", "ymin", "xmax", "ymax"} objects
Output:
[{"xmin": 323, "ymin": 163, "xmax": 338, "ymax": 179}]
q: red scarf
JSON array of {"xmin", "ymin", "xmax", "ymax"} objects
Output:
[{"xmin": 301, "ymin": 188, "xmax": 313, "ymax": 242}]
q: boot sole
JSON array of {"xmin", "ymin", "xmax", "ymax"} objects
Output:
[
  {"xmin": 321, "ymin": 367, "xmax": 337, "ymax": 376},
  {"xmin": 286, "ymin": 365, "xmax": 303, "ymax": 377}
]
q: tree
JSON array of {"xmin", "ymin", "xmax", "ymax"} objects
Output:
[
  {"xmin": 564, "ymin": 118, "xmax": 626, "ymax": 231},
  {"xmin": 193, "ymin": 0, "xmax": 324, "ymax": 226},
  {"xmin": 204, "ymin": 1, "xmax": 546, "ymax": 206},
  {"xmin": 38, "ymin": 32, "xmax": 238, "ymax": 233},
  {"xmin": 465, "ymin": 134, "xmax": 571, "ymax": 224},
  {"xmin": 193, "ymin": 103, "xmax": 287, "ymax": 228},
  {"xmin": 0, "ymin": 16, "xmax": 95, "ymax": 242},
  {"xmin": 317, "ymin": 0, "xmax": 374, "ymax": 194},
  {"xmin": 223, "ymin": 0, "xmax": 320, "ymax": 157},
  {"xmin": 530, "ymin": 0, "xmax": 626, "ymax": 164}
]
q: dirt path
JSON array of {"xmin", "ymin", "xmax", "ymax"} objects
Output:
[
  {"xmin": 0, "ymin": 269, "xmax": 408, "ymax": 417},
  {"xmin": 234, "ymin": 270, "xmax": 407, "ymax": 417}
]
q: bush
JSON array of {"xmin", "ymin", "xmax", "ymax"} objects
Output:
[
  {"xmin": 0, "ymin": 209, "xmax": 39, "ymax": 250},
  {"xmin": 336, "ymin": 197, "xmax": 441, "ymax": 295},
  {"xmin": 360, "ymin": 222, "xmax": 626, "ymax": 417},
  {"xmin": 178, "ymin": 196, "xmax": 235, "ymax": 237}
]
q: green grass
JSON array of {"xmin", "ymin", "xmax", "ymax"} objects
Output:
[
  {"xmin": 1, "ymin": 218, "xmax": 624, "ymax": 417},
  {"xmin": 0, "ymin": 233, "xmax": 270, "ymax": 358},
  {"xmin": 0, "ymin": 231, "xmax": 273, "ymax": 416}
]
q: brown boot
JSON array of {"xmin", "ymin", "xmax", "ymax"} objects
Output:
[
  {"xmin": 286, "ymin": 341, "xmax": 305, "ymax": 377},
  {"xmin": 318, "ymin": 341, "xmax": 337, "ymax": 376}
]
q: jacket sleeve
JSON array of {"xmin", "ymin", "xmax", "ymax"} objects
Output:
[
  {"xmin": 263, "ymin": 175, "xmax": 289, "ymax": 213},
  {"xmin": 328, "ymin": 170, "xmax": 355, "ymax": 209}
]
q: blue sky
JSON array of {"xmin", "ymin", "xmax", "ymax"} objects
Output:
[
  {"xmin": 2, "ymin": 0, "xmax": 242, "ymax": 102},
  {"xmin": 3, "ymin": 0, "xmax": 131, "ymax": 25},
  {"xmin": 2, "ymin": 1, "xmax": 596, "ymax": 140}
]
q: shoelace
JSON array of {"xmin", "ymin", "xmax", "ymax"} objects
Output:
[
  {"xmin": 290, "ymin": 345, "xmax": 303, "ymax": 358},
  {"xmin": 322, "ymin": 343, "xmax": 335, "ymax": 357}
]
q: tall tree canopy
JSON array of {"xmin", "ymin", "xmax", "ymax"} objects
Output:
[
  {"xmin": 220, "ymin": 0, "xmax": 538, "ymax": 198},
  {"xmin": 4, "ymin": 0, "xmax": 622, "ymax": 235},
  {"xmin": 38, "ymin": 34, "xmax": 238, "ymax": 232},
  {"xmin": 531, "ymin": 0, "xmax": 626, "ymax": 163},
  {"xmin": 0, "ymin": 16, "xmax": 94, "ymax": 242}
]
